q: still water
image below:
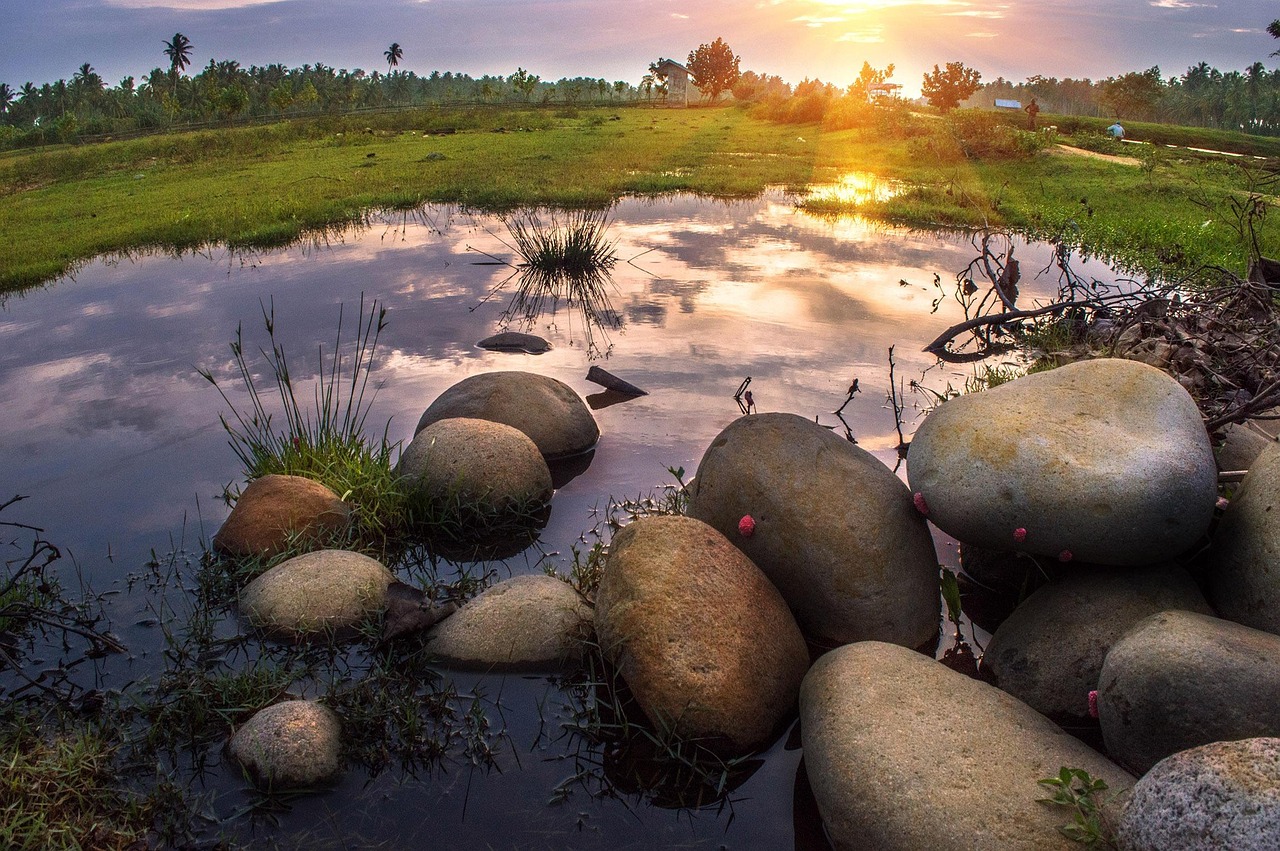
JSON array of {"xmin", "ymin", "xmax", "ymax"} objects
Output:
[{"xmin": 0, "ymin": 187, "xmax": 1123, "ymax": 847}]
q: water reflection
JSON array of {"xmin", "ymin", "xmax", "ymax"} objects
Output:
[{"xmin": 0, "ymin": 189, "xmax": 1126, "ymax": 850}]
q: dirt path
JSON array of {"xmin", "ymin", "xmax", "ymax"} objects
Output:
[{"xmin": 1052, "ymin": 144, "xmax": 1140, "ymax": 166}]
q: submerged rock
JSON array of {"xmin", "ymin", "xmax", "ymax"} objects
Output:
[
  {"xmin": 427, "ymin": 575, "xmax": 591, "ymax": 671},
  {"xmin": 228, "ymin": 700, "xmax": 342, "ymax": 789},
  {"xmin": 1118, "ymin": 737, "xmax": 1280, "ymax": 851},
  {"xmin": 688, "ymin": 413, "xmax": 938, "ymax": 650},
  {"xmin": 801, "ymin": 642, "xmax": 1133, "ymax": 851},
  {"xmin": 594, "ymin": 515, "xmax": 809, "ymax": 753},
  {"xmin": 414, "ymin": 371, "xmax": 598, "ymax": 460},
  {"xmin": 213, "ymin": 474, "xmax": 351, "ymax": 559},
  {"xmin": 983, "ymin": 565, "xmax": 1212, "ymax": 722},
  {"xmin": 1098, "ymin": 609, "xmax": 1280, "ymax": 774},
  {"xmin": 240, "ymin": 549, "xmax": 394, "ymax": 638},
  {"xmin": 907, "ymin": 358, "xmax": 1216, "ymax": 566},
  {"xmin": 1208, "ymin": 440, "xmax": 1280, "ymax": 636},
  {"xmin": 476, "ymin": 331, "xmax": 551, "ymax": 354}
]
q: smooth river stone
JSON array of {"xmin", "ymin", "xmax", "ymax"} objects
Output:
[
  {"xmin": 907, "ymin": 358, "xmax": 1216, "ymax": 566},
  {"xmin": 801, "ymin": 641, "xmax": 1134, "ymax": 851},
  {"xmin": 1208, "ymin": 440, "xmax": 1280, "ymax": 635}
]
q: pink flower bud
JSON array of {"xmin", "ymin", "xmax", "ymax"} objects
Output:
[
  {"xmin": 1088, "ymin": 690, "xmax": 1099, "ymax": 719},
  {"xmin": 1013, "ymin": 527, "xmax": 1027, "ymax": 543},
  {"xmin": 1216, "ymin": 496, "xmax": 1230, "ymax": 511},
  {"xmin": 1059, "ymin": 549, "xmax": 1073, "ymax": 563},
  {"xmin": 738, "ymin": 515, "xmax": 756, "ymax": 537},
  {"xmin": 912, "ymin": 492, "xmax": 929, "ymax": 517}
]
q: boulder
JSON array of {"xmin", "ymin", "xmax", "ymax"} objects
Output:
[
  {"xmin": 1215, "ymin": 420, "xmax": 1277, "ymax": 473},
  {"xmin": 213, "ymin": 474, "xmax": 351, "ymax": 558},
  {"xmin": 240, "ymin": 549, "xmax": 394, "ymax": 638},
  {"xmin": 1098, "ymin": 609, "xmax": 1280, "ymax": 774},
  {"xmin": 688, "ymin": 413, "xmax": 938, "ymax": 650},
  {"xmin": 397, "ymin": 417, "xmax": 553, "ymax": 521},
  {"xmin": 1208, "ymin": 440, "xmax": 1280, "ymax": 635},
  {"xmin": 801, "ymin": 642, "xmax": 1133, "ymax": 851},
  {"xmin": 984, "ymin": 565, "xmax": 1212, "ymax": 721},
  {"xmin": 228, "ymin": 700, "xmax": 342, "ymax": 789},
  {"xmin": 414, "ymin": 371, "xmax": 598, "ymax": 459},
  {"xmin": 594, "ymin": 515, "xmax": 809, "ymax": 753},
  {"xmin": 427, "ymin": 575, "xmax": 591, "ymax": 671},
  {"xmin": 1117, "ymin": 737, "xmax": 1280, "ymax": 851},
  {"xmin": 907, "ymin": 358, "xmax": 1216, "ymax": 566}
]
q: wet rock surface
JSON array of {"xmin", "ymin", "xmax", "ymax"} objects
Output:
[
  {"xmin": 240, "ymin": 549, "xmax": 395, "ymax": 638},
  {"xmin": 213, "ymin": 474, "xmax": 351, "ymax": 559},
  {"xmin": 228, "ymin": 700, "xmax": 342, "ymax": 789}
]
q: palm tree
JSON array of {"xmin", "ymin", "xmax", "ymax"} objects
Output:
[
  {"xmin": 384, "ymin": 42, "xmax": 402, "ymax": 76},
  {"xmin": 1271, "ymin": 19, "xmax": 1280, "ymax": 56},
  {"xmin": 163, "ymin": 32, "xmax": 193, "ymax": 98},
  {"xmin": 0, "ymin": 83, "xmax": 12, "ymax": 117}
]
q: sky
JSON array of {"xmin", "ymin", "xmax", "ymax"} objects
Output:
[{"xmin": 2, "ymin": 0, "xmax": 1278, "ymax": 97}]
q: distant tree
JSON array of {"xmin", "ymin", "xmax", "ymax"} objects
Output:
[
  {"xmin": 686, "ymin": 38, "xmax": 740, "ymax": 102},
  {"xmin": 1098, "ymin": 67, "xmax": 1164, "ymax": 119},
  {"xmin": 847, "ymin": 61, "xmax": 895, "ymax": 101},
  {"xmin": 921, "ymin": 61, "xmax": 982, "ymax": 112},
  {"xmin": 0, "ymin": 83, "xmax": 13, "ymax": 116},
  {"xmin": 1270, "ymin": 19, "xmax": 1280, "ymax": 56},
  {"xmin": 384, "ymin": 42, "xmax": 403, "ymax": 76}
]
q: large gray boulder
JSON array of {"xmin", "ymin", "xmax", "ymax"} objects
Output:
[
  {"xmin": 228, "ymin": 700, "xmax": 342, "ymax": 789},
  {"xmin": 1098, "ymin": 609, "xmax": 1280, "ymax": 774},
  {"xmin": 688, "ymin": 413, "xmax": 938, "ymax": 650},
  {"xmin": 1208, "ymin": 440, "xmax": 1280, "ymax": 635},
  {"xmin": 907, "ymin": 359, "xmax": 1216, "ymax": 566},
  {"xmin": 427, "ymin": 575, "xmax": 591, "ymax": 671},
  {"xmin": 414, "ymin": 371, "xmax": 598, "ymax": 459},
  {"xmin": 595, "ymin": 515, "xmax": 809, "ymax": 753},
  {"xmin": 240, "ymin": 549, "xmax": 395, "ymax": 638},
  {"xmin": 1118, "ymin": 737, "xmax": 1280, "ymax": 851},
  {"xmin": 213, "ymin": 474, "xmax": 351, "ymax": 559},
  {"xmin": 398, "ymin": 417, "xmax": 553, "ymax": 518},
  {"xmin": 801, "ymin": 642, "xmax": 1133, "ymax": 851},
  {"xmin": 984, "ymin": 565, "xmax": 1212, "ymax": 721}
]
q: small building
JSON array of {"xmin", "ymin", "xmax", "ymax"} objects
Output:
[
  {"xmin": 653, "ymin": 59, "xmax": 700, "ymax": 106},
  {"xmin": 994, "ymin": 99, "xmax": 1022, "ymax": 110},
  {"xmin": 868, "ymin": 82, "xmax": 903, "ymax": 101}
]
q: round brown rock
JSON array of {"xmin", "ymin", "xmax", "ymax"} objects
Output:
[
  {"xmin": 228, "ymin": 700, "xmax": 341, "ymax": 789},
  {"xmin": 1208, "ymin": 440, "xmax": 1280, "ymax": 635},
  {"xmin": 594, "ymin": 515, "xmax": 809, "ymax": 753},
  {"xmin": 414, "ymin": 372, "xmax": 598, "ymax": 459},
  {"xmin": 688, "ymin": 413, "xmax": 939, "ymax": 650},
  {"xmin": 801, "ymin": 641, "xmax": 1134, "ymax": 851},
  {"xmin": 984, "ymin": 565, "xmax": 1212, "ymax": 721},
  {"xmin": 240, "ymin": 549, "xmax": 395, "ymax": 638},
  {"xmin": 1099, "ymin": 609, "xmax": 1280, "ymax": 774},
  {"xmin": 213, "ymin": 474, "xmax": 351, "ymax": 559},
  {"xmin": 397, "ymin": 417, "xmax": 553, "ymax": 516},
  {"xmin": 907, "ymin": 358, "xmax": 1216, "ymax": 566},
  {"xmin": 427, "ymin": 575, "xmax": 591, "ymax": 671}
]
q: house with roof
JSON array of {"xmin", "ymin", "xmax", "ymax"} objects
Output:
[{"xmin": 652, "ymin": 58, "xmax": 701, "ymax": 106}]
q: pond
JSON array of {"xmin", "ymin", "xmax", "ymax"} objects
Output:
[{"xmin": 0, "ymin": 185, "xmax": 1126, "ymax": 847}]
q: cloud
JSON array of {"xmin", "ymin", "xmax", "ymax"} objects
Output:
[
  {"xmin": 942, "ymin": 9, "xmax": 1006, "ymax": 18},
  {"xmin": 1148, "ymin": 0, "xmax": 1217, "ymax": 8},
  {"xmin": 835, "ymin": 28, "xmax": 885, "ymax": 43},
  {"xmin": 966, "ymin": 31, "xmax": 998, "ymax": 38},
  {"xmin": 104, "ymin": 0, "xmax": 285, "ymax": 8},
  {"xmin": 793, "ymin": 15, "xmax": 848, "ymax": 27}
]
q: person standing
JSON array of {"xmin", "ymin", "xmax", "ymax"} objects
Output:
[{"xmin": 1024, "ymin": 98, "xmax": 1040, "ymax": 130}]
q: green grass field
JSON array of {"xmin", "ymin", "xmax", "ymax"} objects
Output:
[{"xmin": 1, "ymin": 104, "xmax": 1275, "ymax": 292}]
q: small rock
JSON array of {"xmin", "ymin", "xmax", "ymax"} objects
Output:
[
  {"xmin": 228, "ymin": 700, "xmax": 341, "ymax": 789},
  {"xmin": 585, "ymin": 365, "xmax": 647, "ymax": 396},
  {"xmin": 414, "ymin": 371, "xmax": 598, "ymax": 460},
  {"xmin": 476, "ymin": 331, "xmax": 550, "ymax": 354},
  {"xmin": 427, "ymin": 575, "xmax": 591, "ymax": 671},
  {"xmin": 1099, "ymin": 609, "xmax": 1280, "ymax": 774},
  {"xmin": 801, "ymin": 641, "xmax": 1133, "ymax": 850},
  {"xmin": 907, "ymin": 359, "xmax": 1216, "ymax": 566},
  {"xmin": 213, "ymin": 474, "xmax": 351, "ymax": 559},
  {"xmin": 240, "ymin": 549, "xmax": 395, "ymax": 638},
  {"xmin": 595, "ymin": 515, "xmax": 809, "ymax": 753}
]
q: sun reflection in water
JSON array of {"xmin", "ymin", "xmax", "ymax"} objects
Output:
[{"xmin": 801, "ymin": 171, "xmax": 903, "ymax": 207}]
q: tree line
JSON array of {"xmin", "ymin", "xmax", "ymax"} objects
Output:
[{"xmin": 0, "ymin": 35, "xmax": 646, "ymax": 147}]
